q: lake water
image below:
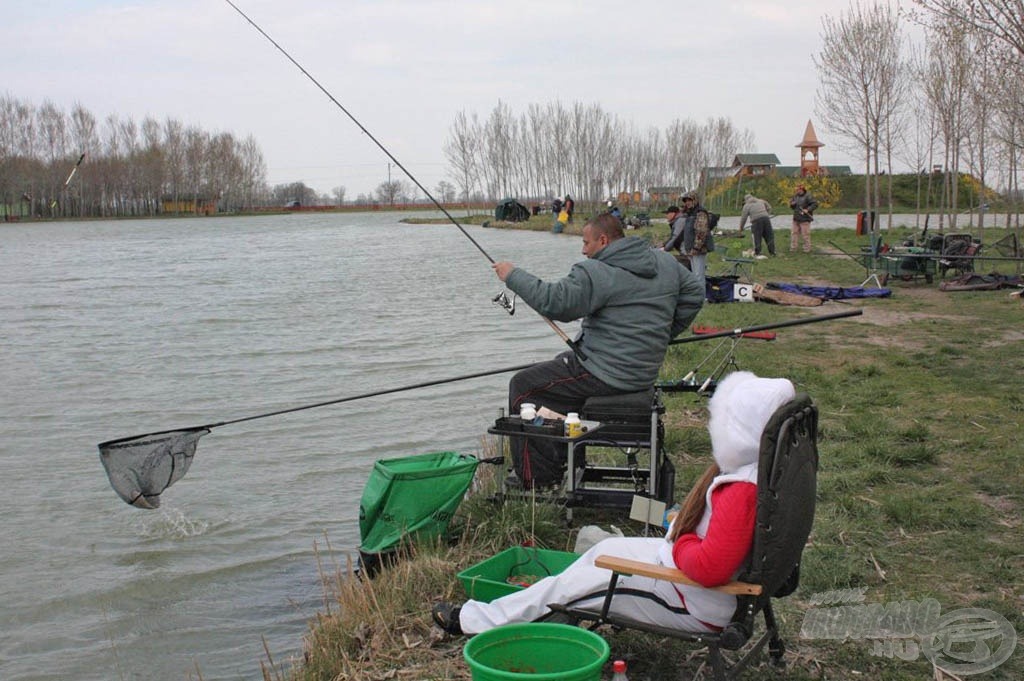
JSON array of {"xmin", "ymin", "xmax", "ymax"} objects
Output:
[{"xmin": 0, "ymin": 212, "xmax": 585, "ymax": 681}]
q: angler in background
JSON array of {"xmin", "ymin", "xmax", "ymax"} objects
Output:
[
  {"xmin": 788, "ymin": 185, "xmax": 818, "ymax": 254},
  {"xmin": 563, "ymin": 194, "xmax": 575, "ymax": 223},
  {"xmin": 662, "ymin": 191, "xmax": 714, "ymax": 287},
  {"xmin": 661, "ymin": 205, "xmax": 689, "ymax": 269},
  {"xmin": 738, "ymin": 193, "xmax": 776, "ymax": 258},
  {"xmin": 491, "ymin": 214, "xmax": 705, "ymax": 489}
]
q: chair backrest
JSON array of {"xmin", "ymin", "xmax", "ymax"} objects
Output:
[{"xmin": 741, "ymin": 394, "xmax": 818, "ymax": 597}]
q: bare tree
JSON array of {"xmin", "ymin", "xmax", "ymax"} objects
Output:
[
  {"xmin": 37, "ymin": 100, "xmax": 68, "ymax": 215},
  {"xmin": 898, "ymin": 44, "xmax": 938, "ymax": 229},
  {"xmin": 434, "ymin": 180, "xmax": 455, "ymax": 204},
  {"xmin": 912, "ymin": 0, "xmax": 1024, "ymax": 56},
  {"xmin": 237, "ymin": 134, "xmax": 266, "ymax": 210},
  {"xmin": 920, "ymin": 22, "xmax": 976, "ymax": 228},
  {"xmin": 332, "ymin": 185, "xmax": 347, "ymax": 206},
  {"xmin": 814, "ymin": 1, "xmax": 904, "ymax": 234},
  {"xmin": 375, "ymin": 179, "xmax": 403, "ymax": 205},
  {"xmin": 162, "ymin": 117, "xmax": 185, "ymax": 213},
  {"xmin": 444, "ymin": 109, "xmax": 480, "ymax": 209}
]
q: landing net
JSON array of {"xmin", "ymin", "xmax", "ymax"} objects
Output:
[{"xmin": 98, "ymin": 428, "xmax": 209, "ymax": 509}]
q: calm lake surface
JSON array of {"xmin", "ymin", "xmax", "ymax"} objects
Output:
[{"xmin": 0, "ymin": 211, "xmax": 587, "ymax": 681}]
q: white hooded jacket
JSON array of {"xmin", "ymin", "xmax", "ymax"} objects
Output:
[{"xmin": 658, "ymin": 371, "xmax": 796, "ymax": 626}]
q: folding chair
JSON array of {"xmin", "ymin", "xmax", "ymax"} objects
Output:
[
  {"xmin": 714, "ymin": 245, "xmax": 755, "ymax": 283},
  {"xmin": 554, "ymin": 394, "xmax": 819, "ymax": 681}
]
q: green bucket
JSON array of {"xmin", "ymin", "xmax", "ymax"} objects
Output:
[{"xmin": 463, "ymin": 623, "xmax": 609, "ymax": 681}]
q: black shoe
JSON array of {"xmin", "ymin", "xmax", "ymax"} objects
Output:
[{"xmin": 432, "ymin": 602, "xmax": 464, "ymax": 635}]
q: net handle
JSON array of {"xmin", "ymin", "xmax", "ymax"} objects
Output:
[{"xmin": 98, "ymin": 362, "xmax": 540, "ymax": 448}]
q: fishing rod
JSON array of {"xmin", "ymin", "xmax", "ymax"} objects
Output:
[
  {"xmin": 827, "ymin": 241, "xmax": 1023, "ymax": 263},
  {"xmin": 658, "ymin": 309, "xmax": 863, "ymax": 393},
  {"xmin": 99, "ymin": 361, "xmax": 539, "ymax": 509},
  {"xmin": 222, "ymin": 0, "xmax": 584, "ymax": 359},
  {"xmin": 669, "ymin": 308, "xmax": 862, "ymax": 345},
  {"xmin": 99, "ymin": 309, "xmax": 862, "ymax": 509},
  {"xmin": 50, "ymin": 153, "xmax": 85, "ymax": 209}
]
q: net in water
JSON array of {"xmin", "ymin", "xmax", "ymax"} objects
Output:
[{"xmin": 98, "ymin": 428, "xmax": 209, "ymax": 509}]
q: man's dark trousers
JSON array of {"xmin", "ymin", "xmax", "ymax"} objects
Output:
[{"xmin": 507, "ymin": 351, "xmax": 621, "ymax": 488}]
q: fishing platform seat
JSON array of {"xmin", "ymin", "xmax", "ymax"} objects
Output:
[
  {"xmin": 569, "ymin": 388, "xmax": 674, "ymax": 511},
  {"xmin": 554, "ymin": 394, "xmax": 819, "ymax": 681}
]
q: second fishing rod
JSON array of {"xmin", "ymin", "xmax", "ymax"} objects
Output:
[{"xmin": 223, "ymin": 0, "xmax": 585, "ymax": 360}]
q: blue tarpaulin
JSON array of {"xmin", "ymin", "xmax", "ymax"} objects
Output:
[{"xmin": 766, "ymin": 283, "xmax": 892, "ymax": 299}]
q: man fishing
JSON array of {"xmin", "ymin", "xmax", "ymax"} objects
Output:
[{"xmin": 492, "ymin": 213, "xmax": 705, "ymax": 488}]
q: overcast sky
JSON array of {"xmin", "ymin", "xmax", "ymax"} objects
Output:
[{"xmin": 5, "ymin": 0, "xmax": 889, "ymax": 198}]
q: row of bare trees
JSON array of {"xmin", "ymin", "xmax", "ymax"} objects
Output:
[
  {"xmin": 444, "ymin": 101, "xmax": 753, "ymax": 208},
  {"xmin": 0, "ymin": 95, "xmax": 268, "ymax": 217},
  {"xmin": 814, "ymin": 0, "xmax": 1024, "ymax": 234}
]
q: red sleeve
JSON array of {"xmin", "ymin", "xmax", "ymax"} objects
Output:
[{"xmin": 670, "ymin": 481, "xmax": 757, "ymax": 587}]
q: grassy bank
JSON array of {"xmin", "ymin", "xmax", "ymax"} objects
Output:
[{"xmin": 278, "ymin": 226, "xmax": 1022, "ymax": 681}]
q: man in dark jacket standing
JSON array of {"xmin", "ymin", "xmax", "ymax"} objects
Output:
[
  {"xmin": 662, "ymin": 192, "xmax": 714, "ymax": 287},
  {"xmin": 492, "ymin": 214, "xmax": 705, "ymax": 488},
  {"xmin": 788, "ymin": 185, "xmax": 819, "ymax": 253}
]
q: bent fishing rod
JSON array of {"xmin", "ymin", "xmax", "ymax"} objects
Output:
[{"xmin": 223, "ymin": 0, "xmax": 584, "ymax": 360}]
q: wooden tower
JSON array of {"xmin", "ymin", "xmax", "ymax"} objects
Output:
[{"xmin": 796, "ymin": 120, "xmax": 824, "ymax": 177}]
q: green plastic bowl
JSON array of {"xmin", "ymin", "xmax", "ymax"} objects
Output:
[{"xmin": 463, "ymin": 623, "xmax": 609, "ymax": 681}]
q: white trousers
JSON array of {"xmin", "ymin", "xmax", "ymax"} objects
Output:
[{"xmin": 459, "ymin": 537, "xmax": 714, "ymax": 635}]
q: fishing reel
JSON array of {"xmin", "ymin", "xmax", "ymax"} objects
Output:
[{"xmin": 492, "ymin": 290, "xmax": 516, "ymax": 315}]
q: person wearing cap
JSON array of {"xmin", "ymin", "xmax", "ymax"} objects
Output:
[
  {"xmin": 660, "ymin": 204, "xmax": 688, "ymax": 267},
  {"xmin": 788, "ymin": 185, "xmax": 818, "ymax": 253},
  {"xmin": 738, "ymin": 193, "xmax": 776, "ymax": 258},
  {"xmin": 662, "ymin": 192, "xmax": 714, "ymax": 286},
  {"xmin": 432, "ymin": 372, "xmax": 797, "ymax": 637}
]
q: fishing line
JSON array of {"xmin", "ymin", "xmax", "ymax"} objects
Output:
[{"xmin": 222, "ymin": 0, "xmax": 582, "ymax": 356}]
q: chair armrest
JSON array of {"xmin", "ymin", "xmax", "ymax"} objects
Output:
[{"xmin": 595, "ymin": 555, "xmax": 762, "ymax": 596}]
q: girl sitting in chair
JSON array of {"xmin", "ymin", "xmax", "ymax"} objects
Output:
[{"xmin": 433, "ymin": 371, "xmax": 795, "ymax": 636}]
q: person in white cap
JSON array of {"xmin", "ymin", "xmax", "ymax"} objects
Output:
[{"xmin": 433, "ymin": 371, "xmax": 796, "ymax": 636}]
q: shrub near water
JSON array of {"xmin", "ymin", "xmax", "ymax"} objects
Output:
[{"xmin": 286, "ymin": 227, "xmax": 1023, "ymax": 681}]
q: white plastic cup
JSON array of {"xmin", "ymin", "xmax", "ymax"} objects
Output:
[{"xmin": 519, "ymin": 403, "xmax": 537, "ymax": 421}]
